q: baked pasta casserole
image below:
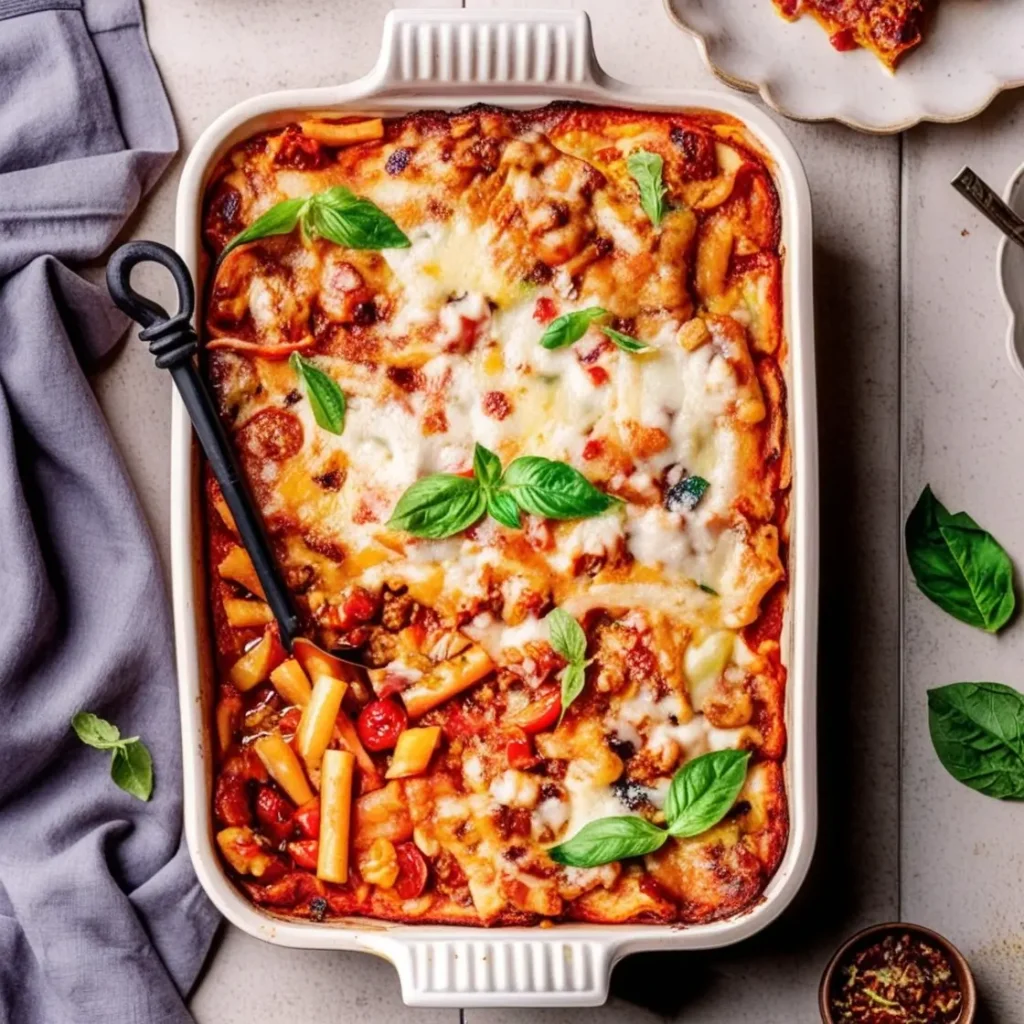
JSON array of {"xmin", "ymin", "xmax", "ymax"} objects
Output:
[{"xmin": 202, "ymin": 103, "xmax": 791, "ymax": 926}]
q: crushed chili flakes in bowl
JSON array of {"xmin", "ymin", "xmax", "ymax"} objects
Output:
[{"xmin": 820, "ymin": 925, "xmax": 975, "ymax": 1024}]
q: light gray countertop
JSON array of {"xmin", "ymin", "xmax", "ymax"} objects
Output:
[{"xmin": 100, "ymin": 1, "xmax": 1024, "ymax": 1019}]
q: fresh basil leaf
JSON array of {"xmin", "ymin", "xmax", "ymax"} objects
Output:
[
  {"xmin": 111, "ymin": 740, "xmax": 154, "ymax": 802},
  {"xmin": 306, "ymin": 186, "xmax": 410, "ymax": 250},
  {"xmin": 289, "ymin": 352, "xmax": 346, "ymax": 435},
  {"xmin": 559, "ymin": 663, "xmax": 586, "ymax": 723},
  {"xmin": 928, "ymin": 682, "xmax": 1024, "ymax": 799},
  {"xmin": 627, "ymin": 150, "xmax": 667, "ymax": 228},
  {"xmin": 665, "ymin": 475, "xmax": 709, "ymax": 513},
  {"xmin": 601, "ymin": 326, "xmax": 651, "ymax": 353},
  {"xmin": 473, "ymin": 442, "xmax": 502, "ymax": 490},
  {"xmin": 906, "ymin": 485, "xmax": 1016, "ymax": 633},
  {"xmin": 220, "ymin": 196, "xmax": 308, "ymax": 261},
  {"xmin": 548, "ymin": 815, "xmax": 667, "ymax": 867},
  {"xmin": 71, "ymin": 712, "xmax": 123, "ymax": 750},
  {"xmin": 539, "ymin": 307, "xmax": 608, "ymax": 350},
  {"xmin": 665, "ymin": 749, "xmax": 750, "ymax": 838},
  {"xmin": 487, "ymin": 490, "xmax": 522, "ymax": 530},
  {"xmin": 502, "ymin": 457, "xmax": 621, "ymax": 520},
  {"xmin": 387, "ymin": 474, "xmax": 485, "ymax": 539},
  {"xmin": 547, "ymin": 607, "xmax": 587, "ymax": 665}
]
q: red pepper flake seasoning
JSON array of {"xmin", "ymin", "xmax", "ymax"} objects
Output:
[{"xmin": 829, "ymin": 932, "xmax": 963, "ymax": 1024}]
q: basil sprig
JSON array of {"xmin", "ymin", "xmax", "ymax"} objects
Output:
[
  {"xmin": 220, "ymin": 185, "xmax": 409, "ymax": 261},
  {"xmin": 627, "ymin": 150, "xmax": 667, "ymax": 228},
  {"xmin": 906, "ymin": 485, "xmax": 1016, "ymax": 633},
  {"xmin": 546, "ymin": 607, "xmax": 589, "ymax": 721},
  {"xmin": 928, "ymin": 682, "xmax": 1024, "ymax": 799},
  {"xmin": 539, "ymin": 307, "xmax": 650, "ymax": 354},
  {"xmin": 72, "ymin": 712, "xmax": 154, "ymax": 801},
  {"xmin": 549, "ymin": 749, "xmax": 751, "ymax": 867},
  {"xmin": 387, "ymin": 443, "xmax": 621, "ymax": 539},
  {"xmin": 290, "ymin": 352, "xmax": 346, "ymax": 435}
]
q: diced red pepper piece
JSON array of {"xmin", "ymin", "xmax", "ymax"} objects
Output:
[
  {"xmin": 287, "ymin": 839, "xmax": 320, "ymax": 871},
  {"xmin": 293, "ymin": 799, "xmax": 320, "ymax": 840},
  {"xmin": 505, "ymin": 727, "xmax": 540, "ymax": 771}
]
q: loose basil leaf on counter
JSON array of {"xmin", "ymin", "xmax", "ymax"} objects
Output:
[
  {"xmin": 220, "ymin": 186, "xmax": 409, "ymax": 262},
  {"xmin": 289, "ymin": 352, "xmax": 346, "ymax": 435},
  {"xmin": 905, "ymin": 485, "xmax": 1016, "ymax": 633},
  {"xmin": 928, "ymin": 682, "xmax": 1024, "ymax": 799},
  {"xmin": 503, "ymin": 456, "xmax": 622, "ymax": 519},
  {"xmin": 539, "ymin": 307, "xmax": 608, "ymax": 350},
  {"xmin": 219, "ymin": 196, "xmax": 308, "ymax": 261},
  {"xmin": 72, "ymin": 712, "xmax": 154, "ymax": 801},
  {"xmin": 665, "ymin": 749, "xmax": 750, "ymax": 837},
  {"xmin": 111, "ymin": 740, "xmax": 154, "ymax": 802},
  {"xmin": 305, "ymin": 186, "xmax": 410, "ymax": 250},
  {"xmin": 627, "ymin": 150, "xmax": 667, "ymax": 228},
  {"xmin": 548, "ymin": 815, "xmax": 668, "ymax": 867},
  {"xmin": 71, "ymin": 711, "xmax": 125, "ymax": 749},
  {"xmin": 547, "ymin": 607, "xmax": 587, "ymax": 665},
  {"xmin": 387, "ymin": 474, "xmax": 486, "ymax": 539},
  {"xmin": 601, "ymin": 326, "xmax": 651, "ymax": 353}
]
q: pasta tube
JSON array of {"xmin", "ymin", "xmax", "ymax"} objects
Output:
[
  {"xmin": 223, "ymin": 598, "xmax": 274, "ymax": 629},
  {"xmin": 270, "ymin": 659, "xmax": 313, "ymax": 707},
  {"xmin": 299, "ymin": 118, "xmax": 384, "ymax": 145},
  {"xmin": 317, "ymin": 749, "xmax": 355, "ymax": 883},
  {"xmin": 253, "ymin": 731, "xmax": 314, "ymax": 806},
  {"xmin": 228, "ymin": 628, "xmax": 286, "ymax": 691},
  {"xmin": 385, "ymin": 726, "xmax": 441, "ymax": 779},
  {"xmin": 401, "ymin": 645, "xmax": 494, "ymax": 719},
  {"xmin": 295, "ymin": 675, "xmax": 348, "ymax": 771},
  {"xmin": 217, "ymin": 545, "xmax": 266, "ymax": 599}
]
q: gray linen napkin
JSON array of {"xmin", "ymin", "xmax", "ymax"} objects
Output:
[{"xmin": 0, "ymin": 1, "xmax": 220, "ymax": 1021}]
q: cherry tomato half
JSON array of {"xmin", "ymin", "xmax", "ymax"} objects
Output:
[
  {"xmin": 287, "ymin": 839, "xmax": 320, "ymax": 871},
  {"xmin": 255, "ymin": 785, "xmax": 294, "ymax": 844},
  {"xmin": 508, "ymin": 685, "xmax": 561, "ymax": 734},
  {"xmin": 393, "ymin": 842, "xmax": 429, "ymax": 900},
  {"xmin": 293, "ymin": 799, "xmax": 320, "ymax": 840},
  {"xmin": 357, "ymin": 699, "xmax": 408, "ymax": 752}
]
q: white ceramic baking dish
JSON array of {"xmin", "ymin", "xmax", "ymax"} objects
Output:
[{"xmin": 171, "ymin": 8, "xmax": 819, "ymax": 1008}]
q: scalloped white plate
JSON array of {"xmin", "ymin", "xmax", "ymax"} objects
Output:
[
  {"xmin": 999, "ymin": 162, "xmax": 1024, "ymax": 384},
  {"xmin": 665, "ymin": 0, "xmax": 1024, "ymax": 133}
]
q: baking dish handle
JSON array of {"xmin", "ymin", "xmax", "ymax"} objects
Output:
[
  {"xmin": 365, "ymin": 934, "xmax": 617, "ymax": 1008},
  {"xmin": 370, "ymin": 8, "xmax": 604, "ymax": 94}
]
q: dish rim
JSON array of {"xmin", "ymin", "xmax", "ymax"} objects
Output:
[
  {"xmin": 169, "ymin": 8, "xmax": 819, "ymax": 1007},
  {"xmin": 662, "ymin": 0, "xmax": 1024, "ymax": 136},
  {"xmin": 998, "ymin": 160, "xmax": 1024, "ymax": 387}
]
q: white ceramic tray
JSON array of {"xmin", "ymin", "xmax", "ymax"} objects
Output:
[
  {"xmin": 999, "ymin": 162, "xmax": 1024, "ymax": 385},
  {"xmin": 171, "ymin": 8, "xmax": 819, "ymax": 1008},
  {"xmin": 665, "ymin": 0, "xmax": 1024, "ymax": 134}
]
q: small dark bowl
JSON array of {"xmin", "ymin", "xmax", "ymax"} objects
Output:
[{"xmin": 819, "ymin": 922, "xmax": 977, "ymax": 1024}]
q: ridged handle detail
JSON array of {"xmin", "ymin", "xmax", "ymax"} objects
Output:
[
  {"xmin": 374, "ymin": 9, "xmax": 599, "ymax": 89},
  {"xmin": 369, "ymin": 936, "xmax": 614, "ymax": 1007}
]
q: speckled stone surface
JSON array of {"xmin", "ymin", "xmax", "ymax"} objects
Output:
[
  {"xmin": 91, "ymin": 0, "xmax": 1024, "ymax": 1018},
  {"xmin": 902, "ymin": 92, "xmax": 1024, "ymax": 1024}
]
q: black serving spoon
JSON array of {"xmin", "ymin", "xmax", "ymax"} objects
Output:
[{"xmin": 106, "ymin": 240, "xmax": 364, "ymax": 686}]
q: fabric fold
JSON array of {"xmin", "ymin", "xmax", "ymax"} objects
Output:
[{"xmin": 0, "ymin": 3, "xmax": 220, "ymax": 1023}]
